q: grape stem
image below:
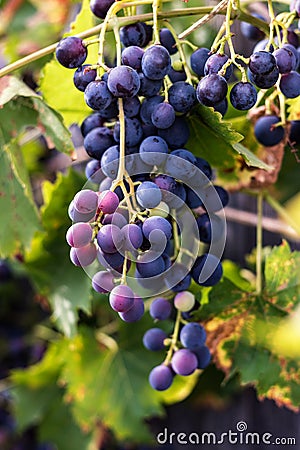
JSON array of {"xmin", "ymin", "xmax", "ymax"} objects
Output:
[
  {"xmin": 153, "ymin": 0, "xmax": 162, "ymax": 43},
  {"xmin": 164, "ymin": 308, "xmax": 182, "ymax": 365}
]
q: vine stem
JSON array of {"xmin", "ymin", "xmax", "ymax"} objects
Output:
[
  {"xmin": 152, "ymin": 0, "xmax": 162, "ymax": 43},
  {"xmin": 164, "ymin": 309, "xmax": 182, "ymax": 365},
  {"xmin": 256, "ymin": 191, "xmax": 264, "ymax": 295},
  {"xmin": 265, "ymin": 194, "xmax": 300, "ymax": 237}
]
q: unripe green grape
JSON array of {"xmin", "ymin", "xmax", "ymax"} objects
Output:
[{"xmin": 174, "ymin": 291, "xmax": 195, "ymax": 312}]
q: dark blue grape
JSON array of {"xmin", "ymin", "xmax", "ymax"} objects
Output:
[
  {"xmin": 141, "ymin": 45, "xmax": 171, "ymax": 80},
  {"xmin": 99, "ymin": 98, "xmax": 119, "ymax": 119},
  {"xmin": 114, "ymin": 117, "xmax": 143, "ymax": 147},
  {"xmin": 204, "ymin": 53, "xmax": 233, "ymax": 81},
  {"xmin": 194, "ymin": 346, "xmax": 211, "ymax": 369},
  {"xmin": 123, "ymin": 96, "xmax": 141, "ymax": 117},
  {"xmin": 196, "ymin": 213, "xmax": 224, "ymax": 244},
  {"xmin": 290, "ymin": 120, "xmax": 300, "ymax": 146},
  {"xmin": 253, "ymin": 38, "xmax": 274, "ymax": 53},
  {"xmin": 168, "ymin": 81, "xmax": 196, "ymax": 113},
  {"xmin": 121, "ymin": 45, "xmax": 144, "ymax": 70},
  {"xmin": 101, "ymin": 145, "xmax": 119, "ymax": 179},
  {"xmin": 274, "ymin": 46, "xmax": 297, "ymax": 73},
  {"xmin": 158, "ymin": 116, "xmax": 190, "ymax": 149},
  {"xmin": 196, "ymin": 74, "xmax": 228, "ymax": 107},
  {"xmin": 192, "ymin": 253, "xmax": 223, "ymax": 287},
  {"xmin": 240, "ymin": 13, "xmax": 266, "ymax": 41},
  {"xmin": 81, "ymin": 113, "xmax": 104, "ymax": 137},
  {"xmin": 122, "ymin": 223, "xmax": 143, "ymax": 251},
  {"xmin": 230, "ymin": 82, "xmax": 257, "ymax": 110},
  {"xmin": 180, "ymin": 322, "xmax": 206, "ymax": 350},
  {"xmin": 159, "ymin": 28, "xmax": 177, "ymax": 55},
  {"xmin": 119, "ymin": 296, "xmax": 144, "ymax": 322},
  {"xmin": 171, "ymin": 273, "xmax": 191, "ymax": 293},
  {"xmin": 140, "ymin": 95, "xmax": 164, "ymax": 124},
  {"xmin": 56, "ymin": 37, "xmax": 87, "ymax": 69},
  {"xmin": 142, "ymin": 216, "xmax": 172, "ymax": 240},
  {"xmin": 138, "ymin": 73, "xmax": 163, "ymax": 97},
  {"xmin": 165, "ymin": 149, "xmax": 197, "ymax": 180},
  {"xmin": 153, "ymin": 174, "xmax": 177, "ymax": 203},
  {"xmin": 280, "ymin": 71, "xmax": 300, "ymax": 98},
  {"xmin": 168, "ymin": 181, "xmax": 187, "ymax": 210},
  {"xmin": 73, "ymin": 65, "xmax": 97, "ymax": 91},
  {"xmin": 249, "ymin": 66, "xmax": 279, "ymax": 89},
  {"xmin": 254, "ymin": 115, "xmax": 285, "ymax": 146},
  {"xmin": 0, "ymin": 260, "xmax": 12, "ymax": 282},
  {"xmin": 213, "ymin": 98, "xmax": 228, "ymax": 117},
  {"xmin": 90, "ymin": 0, "xmax": 115, "ymax": 19},
  {"xmin": 202, "ymin": 184, "xmax": 229, "ymax": 212},
  {"xmin": 195, "ymin": 157, "xmax": 213, "ymax": 180},
  {"xmin": 120, "ymin": 23, "xmax": 147, "ymax": 47},
  {"xmin": 143, "ymin": 328, "xmax": 167, "ymax": 350},
  {"xmin": 185, "ymin": 187, "xmax": 203, "ymax": 209},
  {"xmin": 107, "ymin": 65, "xmax": 140, "ymax": 98},
  {"xmin": 84, "ymin": 80, "xmax": 113, "ymax": 111},
  {"xmin": 151, "ymin": 102, "xmax": 175, "ymax": 129},
  {"xmin": 136, "ymin": 253, "xmax": 166, "ymax": 277},
  {"xmin": 136, "ymin": 181, "xmax": 162, "ymax": 209},
  {"xmin": 168, "ymin": 66, "xmax": 187, "ymax": 82},
  {"xmin": 139, "ymin": 135, "xmax": 168, "ymax": 165},
  {"xmin": 149, "ymin": 364, "xmax": 173, "ymax": 390},
  {"xmin": 150, "ymin": 297, "xmax": 172, "ymax": 320},
  {"xmin": 84, "ymin": 127, "xmax": 114, "ymax": 159},
  {"xmin": 190, "ymin": 47, "xmax": 210, "ymax": 77},
  {"xmin": 98, "ymin": 249, "xmax": 125, "ymax": 270},
  {"xmin": 249, "ymin": 51, "xmax": 277, "ymax": 75}
]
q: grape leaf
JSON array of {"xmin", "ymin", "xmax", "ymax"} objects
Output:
[
  {"xmin": 39, "ymin": 0, "xmax": 99, "ymax": 127},
  {"xmin": 25, "ymin": 170, "xmax": 91, "ymax": 337},
  {"xmin": 0, "ymin": 75, "xmax": 39, "ymax": 105},
  {"xmin": 286, "ymin": 96, "xmax": 300, "ymax": 120}
]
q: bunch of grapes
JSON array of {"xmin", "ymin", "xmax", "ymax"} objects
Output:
[{"xmin": 54, "ymin": 0, "xmax": 299, "ymax": 390}]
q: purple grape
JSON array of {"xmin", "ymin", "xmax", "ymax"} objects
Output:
[
  {"xmin": 99, "ymin": 177, "xmax": 112, "ymax": 192},
  {"xmin": 141, "ymin": 45, "xmax": 171, "ymax": 80},
  {"xmin": 168, "ymin": 66, "xmax": 187, "ymax": 83},
  {"xmin": 98, "ymin": 190, "xmax": 119, "ymax": 214},
  {"xmin": 190, "ymin": 47, "xmax": 210, "ymax": 77},
  {"xmin": 168, "ymin": 81, "xmax": 196, "ymax": 113},
  {"xmin": 139, "ymin": 136, "xmax": 168, "ymax": 165},
  {"xmin": 97, "ymin": 223, "xmax": 124, "ymax": 254},
  {"xmin": 142, "ymin": 216, "xmax": 172, "ymax": 240},
  {"xmin": 138, "ymin": 73, "xmax": 163, "ymax": 97},
  {"xmin": 98, "ymin": 249, "xmax": 125, "ymax": 270},
  {"xmin": 119, "ymin": 295, "xmax": 144, "ymax": 322},
  {"xmin": 196, "ymin": 74, "xmax": 228, "ymax": 107},
  {"xmin": 213, "ymin": 97, "xmax": 228, "ymax": 117},
  {"xmin": 121, "ymin": 45, "xmax": 144, "ymax": 70},
  {"xmin": 123, "ymin": 96, "xmax": 141, "ymax": 117},
  {"xmin": 73, "ymin": 65, "xmax": 97, "ymax": 91},
  {"xmin": 151, "ymin": 102, "xmax": 175, "ymax": 129},
  {"xmin": 143, "ymin": 328, "xmax": 167, "ymax": 350},
  {"xmin": 204, "ymin": 53, "xmax": 233, "ymax": 80},
  {"xmin": 81, "ymin": 113, "xmax": 104, "ymax": 138},
  {"xmin": 202, "ymin": 184, "xmax": 229, "ymax": 212},
  {"xmin": 101, "ymin": 145, "xmax": 119, "ymax": 179},
  {"xmin": 73, "ymin": 189, "xmax": 98, "ymax": 215},
  {"xmin": 194, "ymin": 346, "xmax": 211, "ymax": 369},
  {"xmin": 279, "ymin": 71, "xmax": 300, "ymax": 98},
  {"xmin": 66, "ymin": 222, "xmax": 93, "ymax": 248},
  {"xmin": 68, "ymin": 200, "xmax": 95, "ymax": 223},
  {"xmin": 192, "ymin": 253, "xmax": 223, "ymax": 287},
  {"xmin": 171, "ymin": 349, "xmax": 198, "ymax": 376},
  {"xmin": 249, "ymin": 66, "xmax": 279, "ymax": 89},
  {"xmin": 107, "ymin": 65, "xmax": 140, "ymax": 98},
  {"xmin": 84, "ymin": 80, "xmax": 113, "ymax": 111},
  {"xmin": 84, "ymin": 127, "xmax": 114, "ymax": 160},
  {"xmin": 171, "ymin": 273, "xmax": 191, "ymax": 293},
  {"xmin": 85, "ymin": 159, "xmax": 105, "ymax": 184},
  {"xmin": 90, "ymin": 0, "xmax": 115, "ymax": 19},
  {"xmin": 109, "ymin": 285, "xmax": 135, "ymax": 312},
  {"xmin": 164, "ymin": 149, "xmax": 197, "ymax": 180},
  {"xmin": 230, "ymin": 82, "xmax": 257, "ymax": 111},
  {"xmin": 55, "ymin": 37, "xmax": 87, "ymax": 69},
  {"xmin": 273, "ymin": 46, "xmax": 297, "ymax": 73},
  {"xmin": 159, "ymin": 28, "xmax": 177, "ymax": 55},
  {"xmin": 254, "ymin": 115, "xmax": 285, "ymax": 146},
  {"xmin": 122, "ymin": 223, "xmax": 143, "ymax": 251},
  {"xmin": 240, "ymin": 13, "xmax": 265, "ymax": 41},
  {"xmin": 92, "ymin": 270, "xmax": 115, "ymax": 293},
  {"xmin": 102, "ymin": 212, "xmax": 128, "ymax": 228},
  {"xmin": 150, "ymin": 297, "xmax": 172, "ymax": 320},
  {"xmin": 180, "ymin": 322, "xmax": 206, "ymax": 350},
  {"xmin": 120, "ymin": 23, "xmax": 147, "ymax": 47},
  {"xmin": 140, "ymin": 95, "xmax": 164, "ymax": 124},
  {"xmin": 70, "ymin": 243, "xmax": 97, "ymax": 266},
  {"xmin": 136, "ymin": 253, "xmax": 166, "ymax": 277},
  {"xmin": 185, "ymin": 187, "xmax": 203, "ymax": 209},
  {"xmin": 149, "ymin": 364, "xmax": 173, "ymax": 391},
  {"xmin": 249, "ymin": 51, "xmax": 277, "ymax": 75},
  {"xmin": 113, "ymin": 117, "xmax": 143, "ymax": 147},
  {"xmin": 196, "ymin": 213, "xmax": 224, "ymax": 244}
]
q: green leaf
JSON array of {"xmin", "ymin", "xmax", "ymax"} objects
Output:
[
  {"xmin": 25, "ymin": 170, "xmax": 92, "ymax": 336},
  {"xmin": 287, "ymin": 96, "xmax": 300, "ymax": 121},
  {"xmin": 232, "ymin": 142, "xmax": 273, "ymax": 171},
  {"xmin": 0, "ymin": 75, "xmax": 39, "ymax": 105},
  {"xmin": 39, "ymin": 0, "xmax": 99, "ymax": 127},
  {"xmin": 0, "ymin": 140, "xmax": 40, "ymax": 257}
]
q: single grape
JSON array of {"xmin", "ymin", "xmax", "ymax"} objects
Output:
[
  {"xmin": 123, "ymin": 96, "xmax": 141, "ymax": 118},
  {"xmin": 149, "ymin": 201, "xmax": 170, "ymax": 218},
  {"xmin": 180, "ymin": 323, "xmax": 206, "ymax": 351},
  {"xmin": 158, "ymin": 116, "xmax": 190, "ymax": 150},
  {"xmin": 66, "ymin": 222, "xmax": 93, "ymax": 248},
  {"xmin": 109, "ymin": 285, "xmax": 135, "ymax": 312},
  {"xmin": 230, "ymin": 82, "xmax": 257, "ymax": 111},
  {"xmin": 68, "ymin": 200, "xmax": 95, "ymax": 223},
  {"xmin": 202, "ymin": 184, "xmax": 229, "ymax": 212},
  {"xmin": 240, "ymin": 13, "xmax": 265, "ymax": 41},
  {"xmin": 99, "ymin": 98, "xmax": 119, "ymax": 119},
  {"xmin": 73, "ymin": 65, "xmax": 97, "ymax": 91},
  {"xmin": 194, "ymin": 346, "xmax": 211, "ymax": 369},
  {"xmin": 136, "ymin": 253, "xmax": 166, "ymax": 278},
  {"xmin": 149, "ymin": 365, "xmax": 173, "ymax": 391},
  {"xmin": 167, "ymin": 181, "xmax": 186, "ymax": 210},
  {"xmin": 174, "ymin": 291, "xmax": 195, "ymax": 312},
  {"xmin": 249, "ymin": 66, "xmax": 279, "ymax": 89},
  {"xmin": 113, "ymin": 117, "xmax": 143, "ymax": 147},
  {"xmin": 102, "ymin": 212, "xmax": 128, "ymax": 228},
  {"xmin": 171, "ymin": 349, "xmax": 198, "ymax": 376},
  {"xmin": 289, "ymin": 121, "xmax": 300, "ymax": 146},
  {"xmin": 168, "ymin": 81, "xmax": 196, "ymax": 113},
  {"xmin": 90, "ymin": 0, "xmax": 115, "ymax": 19},
  {"xmin": 192, "ymin": 253, "xmax": 223, "ymax": 287},
  {"xmin": 171, "ymin": 273, "xmax": 192, "ymax": 293},
  {"xmin": 85, "ymin": 160, "xmax": 105, "ymax": 185},
  {"xmin": 279, "ymin": 71, "xmax": 300, "ymax": 98},
  {"xmin": 151, "ymin": 102, "xmax": 175, "ymax": 129},
  {"xmin": 140, "ymin": 95, "xmax": 164, "ymax": 125},
  {"xmin": 159, "ymin": 28, "xmax": 177, "ymax": 55},
  {"xmin": 121, "ymin": 45, "xmax": 144, "ymax": 70},
  {"xmin": 122, "ymin": 223, "xmax": 143, "ymax": 252},
  {"xmin": 185, "ymin": 187, "xmax": 203, "ymax": 209},
  {"xmin": 107, "ymin": 65, "xmax": 140, "ymax": 98},
  {"xmin": 98, "ymin": 249, "xmax": 125, "ymax": 271},
  {"xmin": 249, "ymin": 51, "xmax": 277, "ymax": 75},
  {"xmin": 119, "ymin": 296, "xmax": 144, "ymax": 322},
  {"xmin": 55, "ymin": 37, "xmax": 87, "ymax": 69},
  {"xmin": 81, "ymin": 113, "xmax": 104, "ymax": 138},
  {"xmin": 196, "ymin": 74, "xmax": 228, "ymax": 107},
  {"xmin": 141, "ymin": 45, "xmax": 171, "ymax": 80},
  {"xmin": 99, "ymin": 177, "xmax": 112, "ymax": 192},
  {"xmin": 253, "ymin": 38, "xmax": 274, "ymax": 53},
  {"xmin": 164, "ymin": 149, "xmax": 197, "ymax": 181},
  {"xmin": 273, "ymin": 46, "xmax": 297, "ymax": 73},
  {"xmin": 213, "ymin": 98, "xmax": 228, "ymax": 117},
  {"xmin": 143, "ymin": 328, "xmax": 167, "ymax": 351},
  {"xmin": 136, "ymin": 181, "xmax": 162, "ymax": 209},
  {"xmin": 190, "ymin": 47, "xmax": 210, "ymax": 77},
  {"xmin": 92, "ymin": 270, "xmax": 115, "ymax": 293},
  {"xmin": 139, "ymin": 136, "xmax": 168, "ymax": 165},
  {"xmin": 101, "ymin": 145, "xmax": 119, "ymax": 179},
  {"xmin": 196, "ymin": 213, "xmax": 224, "ymax": 244},
  {"xmin": 142, "ymin": 216, "xmax": 172, "ymax": 240},
  {"xmin": 168, "ymin": 66, "xmax": 187, "ymax": 83},
  {"xmin": 84, "ymin": 127, "xmax": 115, "ymax": 160},
  {"xmin": 84, "ymin": 80, "xmax": 113, "ymax": 111},
  {"xmin": 97, "ymin": 224, "xmax": 124, "ymax": 253},
  {"xmin": 153, "ymin": 174, "xmax": 177, "ymax": 203},
  {"xmin": 204, "ymin": 53, "xmax": 233, "ymax": 81},
  {"xmin": 98, "ymin": 190, "xmax": 119, "ymax": 214},
  {"xmin": 70, "ymin": 243, "xmax": 97, "ymax": 267},
  {"xmin": 120, "ymin": 23, "xmax": 147, "ymax": 47},
  {"xmin": 150, "ymin": 297, "xmax": 172, "ymax": 320},
  {"xmin": 254, "ymin": 115, "xmax": 285, "ymax": 146},
  {"xmin": 138, "ymin": 73, "xmax": 163, "ymax": 97},
  {"xmin": 73, "ymin": 189, "xmax": 98, "ymax": 215}
]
